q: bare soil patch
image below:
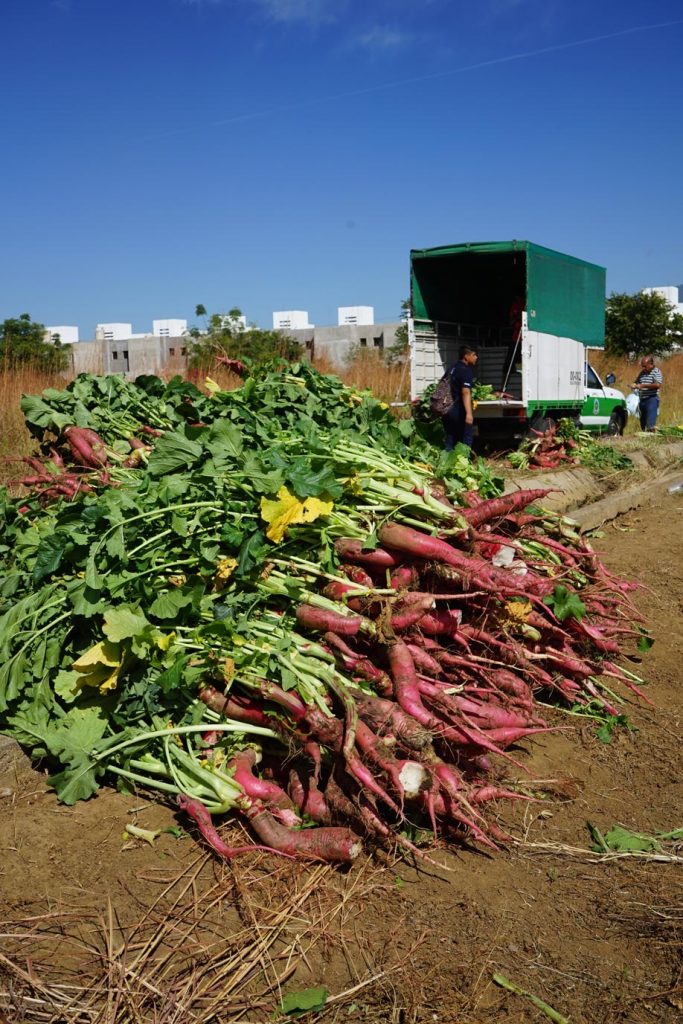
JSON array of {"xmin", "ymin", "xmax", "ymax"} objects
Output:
[{"xmin": 1, "ymin": 491, "xmax": 682, "ymax": 1023}]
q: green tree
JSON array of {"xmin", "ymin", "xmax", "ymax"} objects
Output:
[
  {"xmin": 187, "ymin": 306, "xmax": 302, "ymax": 370},
  {"xmin": 386, "ymin": 299, "xmax": 410, "ymax": 364},
  {"xmin": 0, "ymin": 313, "xmax": 70, "ymax": 371},
  {"xmin": 605, "ymin": 291, "xmax": 683, "ymax": 357}
]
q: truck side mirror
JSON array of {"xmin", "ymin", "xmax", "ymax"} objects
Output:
[{"xmin": 605, "ymin": 373, "xmax": 616, "ymax": 385}]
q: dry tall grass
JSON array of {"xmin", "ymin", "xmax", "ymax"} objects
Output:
[
  {"xmin": 313, "ymin": 352, "xmax": 411, "ymax": 407},
  {"xmin": 0, "ymin": 365, "xmax": 74, "ymax": 469}
]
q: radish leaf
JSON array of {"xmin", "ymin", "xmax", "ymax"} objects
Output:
[
  {"xmin": 544, "ymin": 585, "xmax": 586, "ymax": 622},
  {"xmin": 103, "ymin": 607, "xmax": 150, "ymax": 642},
  {"xmin": 147, "ymin": 432, "xmax": 203, "ymax": 476},
  {"xmin": 636, "ymin": 630, "xmax": 654, "ymax": 652},
  {"xmin": 207, "ymin": 420, "xmax": 243, "ymax": 459},
  {"xmin": 600, "ymin": 825, "xmax": 661, "ymax": 853},
  {"xmin": 280, "ymin": 986, "xmax": 328, "ymax": 1016},
  {"xmin": 33, "ymin": 534, "xmax": 67, "ymax": 583}
]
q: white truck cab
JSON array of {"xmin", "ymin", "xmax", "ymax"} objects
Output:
[{"xmin": 581, "ymin": 364, "xmax": 627, "ymax": 435}]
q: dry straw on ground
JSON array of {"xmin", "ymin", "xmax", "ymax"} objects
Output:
[{"xmin": 0, "ymin": 849, "xmax": 421, "ymax": 1024}]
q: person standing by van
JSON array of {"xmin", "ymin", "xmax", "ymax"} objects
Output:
[
  {"xmin": 632, "ymin": 355, "xmax": 663, "ymax": 431},
  {"xmin": 444, "ymin": 345, "xmax": 478, "ymax": 451}
]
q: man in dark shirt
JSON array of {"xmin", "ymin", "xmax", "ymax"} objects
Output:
[{"xmin": 444, "ymin": 345, "xmax": 478, "ymax": 451}]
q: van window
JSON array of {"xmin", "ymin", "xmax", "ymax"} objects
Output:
[{"xmin": 586, "ymin": 365, "xmax": 601, "ymax": 389}]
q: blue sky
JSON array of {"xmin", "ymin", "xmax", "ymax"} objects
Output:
[{"xmin": 2, "ymin": 0, "xmax": 683, "ymax": 337}]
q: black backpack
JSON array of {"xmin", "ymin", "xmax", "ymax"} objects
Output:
[{"xmin": 429, "ymin": 370, "xmax": 454, "ymax": 417}]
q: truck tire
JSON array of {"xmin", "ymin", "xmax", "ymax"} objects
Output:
[
  {"xmin": 607, "ymin": 410, "xmax": 625, "ymax": 436},
  {"xmin": 525, "ymin": 413, "xmax": 553, "ymax": 439}
]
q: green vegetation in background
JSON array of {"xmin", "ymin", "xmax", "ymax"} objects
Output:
[
  {"xmin": 605, "ymin": 291, "xmax": 683, "ymax": 357},
  {"xmin": 0, "ymin": 314, "xmax": 70, "ymax": 373},
  {"xmin": 186, "ymin": 304, "xmax": 302, "ymax": 370}
]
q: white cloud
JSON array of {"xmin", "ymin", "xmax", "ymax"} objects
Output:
[
  {"xmin": 247, "ymin": 0, "xmax": 344, "ymax": 25},
  {"xmin": 356, "ymin": 26, "xmax": 411, "ymax": 52},
  {"xmin": 180, "ymin": 0, "xmax": 344, "ymax": 24}
]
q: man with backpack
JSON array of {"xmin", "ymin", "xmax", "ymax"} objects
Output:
[{"xmin": 430, "ymin": 345, "xmax": 478, "ymax": 451}]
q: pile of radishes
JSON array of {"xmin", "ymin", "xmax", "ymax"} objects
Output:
[
  {"xmin": 12, "ymin": 425, "xmax": 153, "ymax": 506},
  {"xmin": 4, "ymin": 367, "xmax": 648, "ymax": 867},
  {"xmin": 508, "ymin": 422, "xmax": 579, "ymax": 471},
  {"xmin": 174, "ymin": 487, "xmax": 648, "ymax": 865}
]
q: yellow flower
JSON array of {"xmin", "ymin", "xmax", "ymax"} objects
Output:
[{"xmin": 260, "ymin": 486, "xmax": 334, "ymax": 543}]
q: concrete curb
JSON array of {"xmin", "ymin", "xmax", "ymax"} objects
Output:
[
  {"xmin": 503, "ymin": 466, "xmax": 599, "ymax": 512},
  {"xmin": 570, "ymin": 469, "xmax": 683, "ymax": 531},
  {"xmin": 502, "ymin": 438, "xmax": 683, "ymax": 523}
]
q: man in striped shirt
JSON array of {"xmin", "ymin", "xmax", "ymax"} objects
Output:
[{"xmin": 632, "ymin": 354, "xmax": 663, "ymax": 431}]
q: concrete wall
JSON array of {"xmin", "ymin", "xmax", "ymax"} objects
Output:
[
  {"xmin": 69, "ymin": 324, "xmax": 401, "ymax": 377},
  {"xmin": 71, "ymin": 340, "xmax": 106, "ymax": 374},
  {"xmin": 70, "ymin": 336, "xmax": 189, "ymax": 378},
  {"xmin": 282, "ymin": 322, "xmax": 401, "ymax": 367}
]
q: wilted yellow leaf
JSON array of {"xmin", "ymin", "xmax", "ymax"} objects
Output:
[
  {"xmin": 71, "ymin": 640, "xmax": 122, "ymax": 694},
  {"xmin": 505, "ymin": 600, "xmax": 532, "ymax": 623},
  {"xmin": 72, "ymin": 640, "xmax": 120, "ymax": 671},
  {"xmin": 155, "ymin": 632, "xmax": 176, "ymax": 651},
  {"xmin": 260, "ymin": 486, "xmax": 333, "ymax": 543},
  {"xmin": 213, "ymin": 557, "xmax": 238, "ymax": 591},
  {"xmin": 204, "ymin": 376, "xmax": 221, "ymax": 394}
]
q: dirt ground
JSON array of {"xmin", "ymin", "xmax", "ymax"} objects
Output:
[{"xmin": 1, "ymin": 489, "xmax": 682, "ymax": 1024}]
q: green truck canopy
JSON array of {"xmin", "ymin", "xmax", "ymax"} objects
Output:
[{"xmin": 410, "ymin": 240, "xmax": 606, "ymax": 347}]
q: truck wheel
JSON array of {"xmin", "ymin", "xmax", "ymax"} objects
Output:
[
  {"xmin": 526, "ymin": 414, "xmax": 553, "ymax": 438},
  {"xmin": 607, "ymin": 410, "xmax": 625, "ymax": 436}
]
